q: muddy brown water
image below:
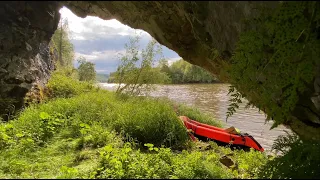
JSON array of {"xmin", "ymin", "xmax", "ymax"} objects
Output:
[{"xmin": 99, "ymin": 83, "xmax": 289, "ymax": 152}]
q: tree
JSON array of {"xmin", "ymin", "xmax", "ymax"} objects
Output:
[
  {"xmin": 107, "ymin": 72, "xmax": 117, "ymax": 83},
  {"xmin": 77, "ymin": 56, "xmax": 96, "ymax": 82},
  {"xmin": 158, "ymin": 59, "xmax": 171, "ymax": 74},
  {"xmin": 96, "ymin": 73, "xmax": 109, "ymax": 83},
  {"xmin": 164, "ymin": 59, "xmax": 216, "ymax": 84},
  {"xmin": 51, "ymin": 18, "xmax": 75, "ymax": 69},
  {"xmin": 114, "ymin": 34, "xmax": 169, "ymax": 96},
  {"xmin": 183, "ymin": 63, "xmax": 216, "ymax": 83}
]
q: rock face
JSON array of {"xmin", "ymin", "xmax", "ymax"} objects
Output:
[{"xmin": 0, "ymin": 2, "xmax": 60, "ymax": 119}]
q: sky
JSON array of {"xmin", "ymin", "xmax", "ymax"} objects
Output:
[{"xmin": 59, "ymin": 7, "xmax": 181, "ymax": 75}]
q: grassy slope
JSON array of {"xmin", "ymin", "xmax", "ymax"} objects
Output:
[{"xmin": 0, "ymin": 71, "xmax": 269, "ymax": 179}]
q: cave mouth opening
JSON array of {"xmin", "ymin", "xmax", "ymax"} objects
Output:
[{"xmin": 57, "ymin": 6, "xmax": 182, "ymax": 76}]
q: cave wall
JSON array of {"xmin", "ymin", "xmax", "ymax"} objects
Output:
[{"xmin": 0, "ymin": 2, "xmax": 61, "ymax": 118}]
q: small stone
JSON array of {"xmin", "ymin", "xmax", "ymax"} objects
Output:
[{"xmin": 219, "ymin": 155, "xmax": 234, "ymax": 168}]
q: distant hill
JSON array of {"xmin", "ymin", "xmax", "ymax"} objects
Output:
[{"xmin": 96, "ymin": 73, "xmax": 109, "ymax": 83}]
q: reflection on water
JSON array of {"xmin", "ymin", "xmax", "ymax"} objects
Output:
[{"xmin": 100, "ymin": 83, "xmax": 289, "ymax": 151}]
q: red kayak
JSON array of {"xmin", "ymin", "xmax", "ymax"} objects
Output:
[{"xmin": 179, "ymin": 116, "xmax": 264, "ymax": 152}]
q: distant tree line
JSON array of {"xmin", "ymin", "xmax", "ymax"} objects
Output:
[
  {"xmin": 51, "ymin": 20, "xmax": 216, "ymax": 86},
  {"xmin": 158, "ymin": 59, "xmax": 218, "ymax": 84},
  {"xmin": 107, "ymin": 58, "xmax": 218, "ymax": 84},
  {"xmin": 96, "ymin": 74, "xmax": 109, "ymax": 83}
]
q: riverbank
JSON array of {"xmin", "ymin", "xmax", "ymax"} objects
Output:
[
  {"xmin": 0, "ymin": 72, "xmax": 270, "ymax": 178},
  {"xmin": 99, "ymin": 83, "xmax": 289, "ymax": 151}
]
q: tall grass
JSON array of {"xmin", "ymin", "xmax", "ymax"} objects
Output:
[
  {"xmin": 1, "ymin": 92, "xmax": 189, "ymax": 150},
  {"xmin": 94, "ymin": 142, "xmax": 233, "ymax": 179},
  {"xmin": 46, "ymin": 69, "xmax": 98, "ymax": 99},
  {"xmin": 175, "ymin": 103, "xmax": 223, "ymax": 127},
  {"xmin": 0, "ymin": 71, "xmax": 271, "ymax": 178}
]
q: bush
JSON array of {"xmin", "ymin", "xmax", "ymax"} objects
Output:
[
  {"xmin": 93, "ymin": 143, "xmax": 233, "ymax": 179},
  {"xmin": 112, "ymin": 98, "xmax": 189, "ymax": 148},
  {"xmin": 74, "ymin": 124, "xmax": 123, "ymax": 150},
  {"xmin": 1, "ymin": 91, "xmax": 189, "ymax": 150},
  {"xmin": 258, "ymin": 133, "xmax": 320, "ymax": 179},
  {"xmin": 46, "ymin": 70, "xmax": 97, "ymax": 99},
  {"xmin": 205, "ymin": 141, "xmax": 269, "ymax": 179}
]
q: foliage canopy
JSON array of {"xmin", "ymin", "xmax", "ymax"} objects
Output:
[{"xmin": 226, "ymin": 2, "xmax": 320, "ymax": 130}]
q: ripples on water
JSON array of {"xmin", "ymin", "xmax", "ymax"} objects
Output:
[{"xmin": 99, "ymin": 83, "xmax": 289, "ymax": 151}]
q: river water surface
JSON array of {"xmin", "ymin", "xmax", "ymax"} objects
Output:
[{"xmin": 100, "ymin": 83, "xmax": 289, "ymax": 152}]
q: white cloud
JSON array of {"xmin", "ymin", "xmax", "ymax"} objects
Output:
[
  {"xmin": 74, "ymin": 50, "xmax": 126, "ymax": 62},
  {"xmin": 167, "ymin": 57, "xmax": 181, "ymax": 65},
  {"xmin": 59, "ymin": 7, "xmax": 146, "ymax": 41},
  {"xmin": 59, "ymin": 6, "xmax": 181, "ymax": 74},
  {"xmin": 118, "ymin": 32, "xmax": 130, "ymax": 36}
]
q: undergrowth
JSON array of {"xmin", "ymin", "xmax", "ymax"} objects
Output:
[
  {"xmin": 2, "ymin": 69, "xmax": 318, "ymax": 179},
  {"xmin": 258, "ymin": 132, "xmax": 320, "ymax": 179}
]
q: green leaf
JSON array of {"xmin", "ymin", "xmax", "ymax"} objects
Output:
[
  {"xmin": 104, "ymin": 145, "xmax": 113, "ymax": 153},
  {"xmin": 15, "ymin": 133, "xmax": 24, "ymax": 138},
  {"xmin": 39, "ymin": 112, "xmax": 50, "ymax": 120},
  {"xmin": 5, "ymin": 124, "xmax": 14, "ymax": 129},
  {"xmin": 144, "ymin": 143, "xmax": 154, "ymax": 148}
]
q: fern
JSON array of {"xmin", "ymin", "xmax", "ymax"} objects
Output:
[
  {"xmin": 226, "ymin": 85, "xmax": 244, "ymax": 121},
  {"xmin": 271, "ymin": 130, "xmax": 300, "ymax": 154},
  {"xmin": 259, "ymin": 132, "xmax": 320, "ymax": 179}
]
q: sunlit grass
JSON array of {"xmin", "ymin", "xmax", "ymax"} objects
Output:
[{"xmin": 0, "ymin": 71, "xmax": 281, "ymax": 179}]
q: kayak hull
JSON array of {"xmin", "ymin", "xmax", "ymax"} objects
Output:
[{"xmin": 179, "ymin": 116, "xmax": 264, "ymax": 152}]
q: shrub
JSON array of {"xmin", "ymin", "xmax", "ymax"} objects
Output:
[
  {"xmin": 57, "ymin": 166, "xmax": 79, "ymax": 179},
  {"xmin": 74, "ymin": 124, "xmax": 123, "ymax": 150},
  {"xmin": 94, "ymin": 143, "xmax": 233, "ymax": 179},
  {"xmin": 233, "ymin": 148, "xmax": 268, "ymax": 178},
  {"xmin": 46, "ymin": 70, "xmax": 97, "ymax": 99},
  {"xmin": 258, "ymin": 133, "xmax": 320, "ymax": 179},
  {"xmin": 2, "ymin": 91, "xmax": 189, "ymax": 150},
  {"xmin": 112, "ymin": 98, "xmax": 189, "ymax": 148}
]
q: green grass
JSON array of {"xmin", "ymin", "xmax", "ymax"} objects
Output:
[
  {"xmin": 0, "ymin": 71, "xmax": 276, "ymax": 179},
  {"xmin": 6, "ymin": 91, "xmax": 189, "ymax": 149},
  {"xmin": 0, "ymin": 91, "xmax": 269, "ymax": 179},
  {"xmin": 94, "ymin": 142, "xmax": 233, "ymax": 179},
  {"xmin": 46, "ymin": 69, "xmax": 98, "ymax": 99},
  {"xmin": 175, "ymin": 103, "xmax": 223, "ymax": 127}
]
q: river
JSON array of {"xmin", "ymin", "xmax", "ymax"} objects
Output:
[{"xmin": 99, "ymin": 83, "xmax": 289, "ymax": 152}]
